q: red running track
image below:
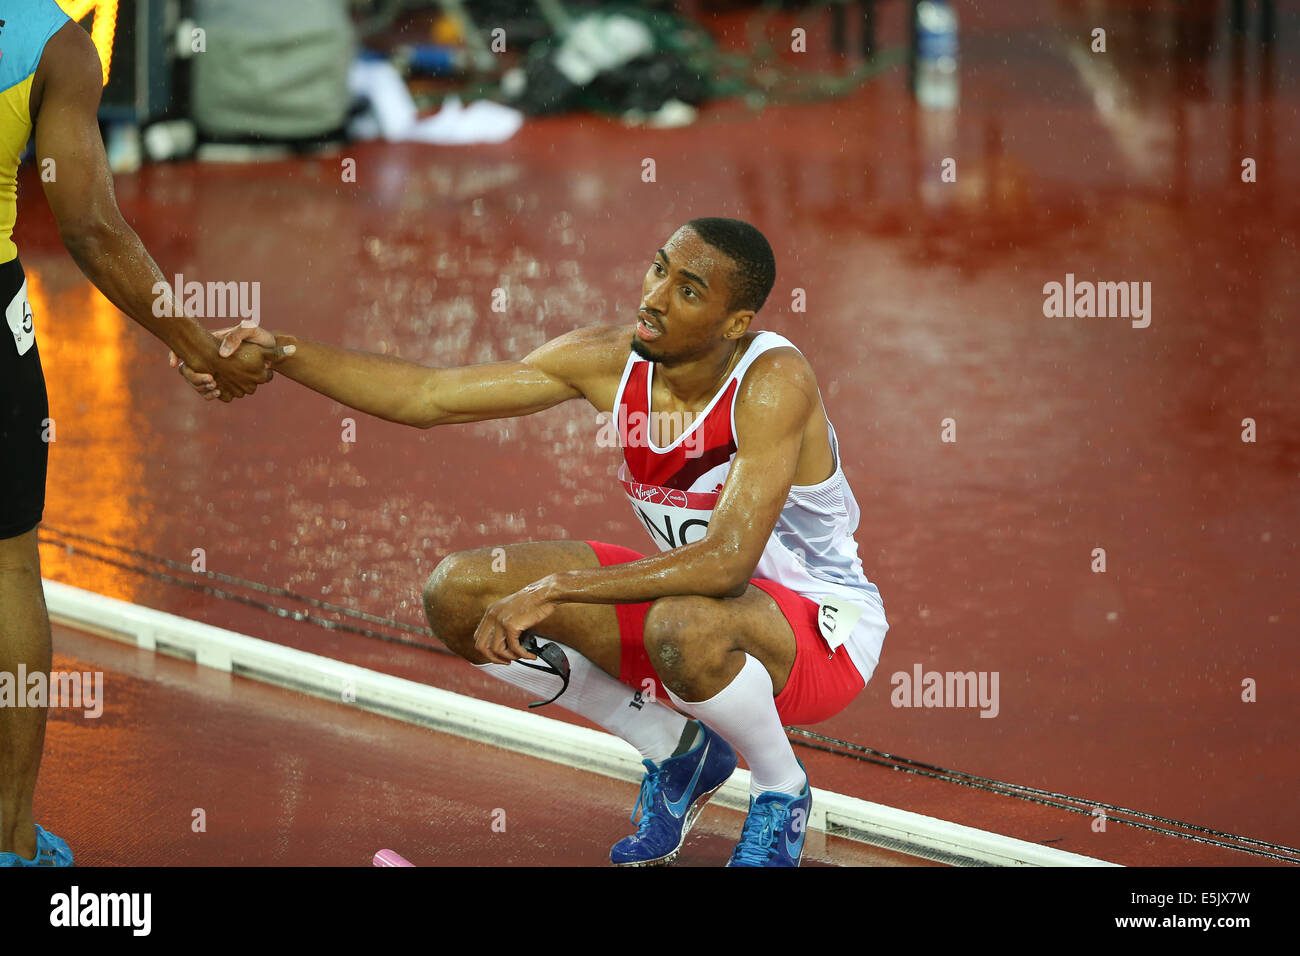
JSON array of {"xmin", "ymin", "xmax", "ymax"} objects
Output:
[{"xmin": 40, "ymin": 623, "xmax": 937, "ymax": 867}]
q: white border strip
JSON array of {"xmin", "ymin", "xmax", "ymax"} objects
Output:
[{"xmin": 43, "ymin": 579, "xmax": 1118, "ymax": 867}]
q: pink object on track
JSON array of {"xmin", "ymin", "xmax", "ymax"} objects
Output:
[{"xmin": 372, "ymin": 849, "xmax": 414, "ymax": 867}]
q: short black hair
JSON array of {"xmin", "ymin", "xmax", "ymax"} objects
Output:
[{"xmin": 682, "ymin": 217, "xmax": 776, "ymax": 315}]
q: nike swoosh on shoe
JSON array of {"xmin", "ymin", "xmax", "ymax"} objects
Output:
[
  {"xmin": 664, "ymin": 740, "xmax": 710, "ymax": 818},
  {"xmin": 784, "ymin": 823, "xmax": 806, "ymax": 860}
]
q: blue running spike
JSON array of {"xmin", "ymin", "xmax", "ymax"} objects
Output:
[
  {"xmin": 726, "ymin": 761, "xmax": 812, "ymax": 867},
  {"xmin": 610, "ymin": 721, "xmax": 737, "ymax": 866},
  {"xmin": 0, "ymin": 825, "xmax": 74, "ymax": 867}
]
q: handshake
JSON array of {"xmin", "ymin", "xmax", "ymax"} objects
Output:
[{"xmin": 168, "ymin": 325, "xmax": 295, "ymax": 402}]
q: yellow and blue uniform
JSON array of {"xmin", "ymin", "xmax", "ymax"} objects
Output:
[
  {"xmin": 1, "ymin": 0, "xmax": 71, "ymax": 264},
  {"xmin": 0, "ymin": 0, "xmax": 70, "ymax": 540}
]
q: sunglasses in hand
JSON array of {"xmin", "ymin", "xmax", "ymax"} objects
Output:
[{"xmin": 515, "ymin": 630, "xmax": 570, "ymax": 708}]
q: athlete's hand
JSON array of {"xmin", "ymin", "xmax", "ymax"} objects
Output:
[
  {"xmin": 172, "ymin": 340, "xmax": 272, "ymax": 402},
  {"xmin": 473, "ymin": 576, "xmax": 560, "ymax": 664},
  {"xmin": 216, "ymin": 323, "xmax": 272, "ymax": 359},
  {"xmin": 170, "ymin": 326, "xmax": 294, "ymax": 401}
]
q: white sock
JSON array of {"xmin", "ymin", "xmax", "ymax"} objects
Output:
[
  {"xmin": 665, "ymin": 653, "xmax": 807, "ymax": 798},
  {"xmin": 475, "ymin": 641, "xmax": 688, "ymax": 764}
]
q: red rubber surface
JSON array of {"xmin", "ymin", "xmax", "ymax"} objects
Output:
[{"xmin": 41, "ymin": 623, "xmax": 936, "ymax": 867}]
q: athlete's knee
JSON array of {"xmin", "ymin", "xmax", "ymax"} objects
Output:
[
  {"xmin": 643, "ymin": 595, "xmax": 720, "ymax": 677},
  {"xmin": 0, "ymin": 557, "xmax": 40, "ymax": 584},
  {"xmin": 422, "ymin": 549, "xmax": 494, "ymax": 641},
  {"xmin": 0, "ymin": 534, "xmax": 40, "ymax": 578}
]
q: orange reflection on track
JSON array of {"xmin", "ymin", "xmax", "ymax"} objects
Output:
[{"xmin": 29, "ymin": 270, "xmax": 146, "ymax": 603}]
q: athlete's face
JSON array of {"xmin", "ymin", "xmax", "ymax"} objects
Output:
[{"xmin": 632, "ymin": 229, "xmax": 750, "ymax": 363}]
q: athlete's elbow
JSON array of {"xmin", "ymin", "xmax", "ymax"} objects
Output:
[
  {"xmin": 710, "ymin": 555, "xmax": 754, "ymax": 599},
  {"xmin": 381, "ymin": 407, "xmax": 439, "ymax": 429},
  {"xmin": 58, "ymin": 217, "xmax": 119, "ymax": 262},
  {"xmin": 409, "ymin": 380, "xmax": 451, "ymax": 428},
  {"xmin": 718, "ymin": 577, "xmax": 749, "ymax": 599},
  {"xmin": 395, "ymin": 396, "xmax": 443, "ymax": 428},
  {"xmin": 412, "ymin": 409, "xmax": 450, "ymax": 429}
]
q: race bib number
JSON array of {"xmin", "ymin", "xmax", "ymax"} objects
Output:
[
  {"xmin": 815, "ymin": 597, "xmax": 865, "ymax": 653},
  {"xmin": 6, "ymin": 279, "xmax": 34, "ymax": 356}
]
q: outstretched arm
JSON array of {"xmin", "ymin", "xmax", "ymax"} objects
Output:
[
  {"xmin": 32, "ymin": 22, "xmax": 270, "ymax": 400},
  {"xmin": 178, "ymin": 324, "xmax": 621, "ymax": 427}
]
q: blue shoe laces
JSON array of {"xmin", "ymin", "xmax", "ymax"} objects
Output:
[
  {"xmin": 630, "ymin": 766, "xmax": 666, "ymax": 834},
  {"xmin": 730, "ymin": 799, "xmax": 791, "ymax": 866}
]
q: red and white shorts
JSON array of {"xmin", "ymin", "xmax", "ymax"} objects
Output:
[{"xmin": 584, "ymin": 540, "xmax": 866, "ymax": 726}]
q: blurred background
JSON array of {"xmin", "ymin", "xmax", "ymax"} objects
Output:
[
  {"xmin": 55, "ymin": 0, "xmax": 959, "ymax": 163},
  {"xmin": 16, "ymin": 0, "xmax": 1299, "ymax": 865}
]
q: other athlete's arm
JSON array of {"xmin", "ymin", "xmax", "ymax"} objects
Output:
[
  {"xmin": 32, "ymin": 22, "xmax": 270, "ymax": 400},
  {"xmin": 473, "ymin": 349, "xmax": 816, "ymax": 662}
]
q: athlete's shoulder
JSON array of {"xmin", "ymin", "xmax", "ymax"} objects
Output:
[
  {"xmin": 0, "ymin": 0, "xmax": 72, "ymax": 94},
  {"xmin": 737, "ymin": 332, "xmax": 818, "ymax": 404},
  {"xmin": 28, "ymin": 16, "xmax": 102, "ymax": 122}
]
